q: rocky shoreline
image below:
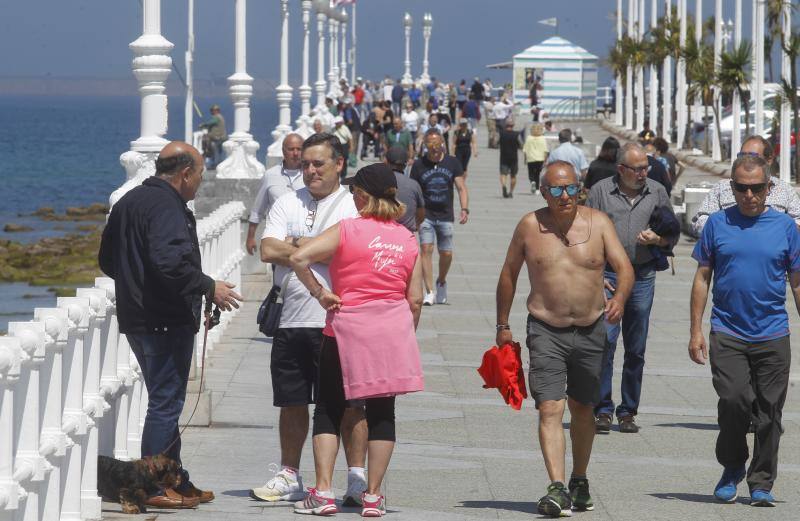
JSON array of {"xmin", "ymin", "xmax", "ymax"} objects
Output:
[{"xmin": 0, "ymin": 205, "xmax": 107, "ymax": 297}]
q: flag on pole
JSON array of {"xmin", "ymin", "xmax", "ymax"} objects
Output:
[{"xmin": 538, "ymin": 17, "xmax": 557, "ymax": 27}]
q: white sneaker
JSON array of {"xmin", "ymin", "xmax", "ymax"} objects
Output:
[
  {"xmin": 531, "ymin": 181, "xmax": 538, "ymax": 194},
  {"xmin": 249, "ymin": 465, "xmax": 305, "ymax": 502},
  {"xmin": 343, "ymin": 472, "xmax": 367, "ymax": 506},
  {"xmin": 423, "ymin": 291, "xmax": 435, "ymax": 306},
  {"xmin": 293, "ymin": 488, "xmax": 337, "ymax": 515},
  {"xmin": 435, "ymin": 281, "xmax": 447, "ymax": 304}
]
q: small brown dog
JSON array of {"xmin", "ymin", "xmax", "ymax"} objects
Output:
[{"xmin": 97, "ymin": 454, "xmax": 181, "ymax": 514}]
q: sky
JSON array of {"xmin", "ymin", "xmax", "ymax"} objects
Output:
[{"xmin": 0, "ymin": 0, "xmax": 771, "ymax": 89}]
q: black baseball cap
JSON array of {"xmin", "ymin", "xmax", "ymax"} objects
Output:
[
  {"xmin": 342, "ymin": 163, "xmax": 399, "ymax": 204},
  {"xmin": 385, "ymin": 146, "xmax": 408, "ymax": 168}
]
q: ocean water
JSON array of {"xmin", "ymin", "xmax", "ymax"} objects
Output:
[{"xmin": 0, "ymin": 94, "xmax": 286, "ymax": 331}]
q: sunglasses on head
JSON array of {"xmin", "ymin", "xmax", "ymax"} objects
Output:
[
  {"xmin": 732, "ymin": 182, "xmax": 768, "ymax": 194},
  {"xmin": 546, "ymin": 184, "xmax": 581, "ymax": 198},
  {"xmin": 736, "ymin": 151, "xmax": 762, "ymax": 159}
]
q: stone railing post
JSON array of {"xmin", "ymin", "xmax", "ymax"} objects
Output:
[
  {"xmin": 8, "ymin": 321, "xmax": 46, "ymax": 521},
  {"xmin": 0, "ymin": 337, "xmax": 24, "ymax": 519}
]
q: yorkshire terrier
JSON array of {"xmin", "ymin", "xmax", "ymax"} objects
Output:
[{"xmin": 97, "ymin": 454, "xmax": 181, "ymax": 514}]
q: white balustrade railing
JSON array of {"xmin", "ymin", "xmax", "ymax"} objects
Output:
[{"xmin": 0, "ymin": 200, "xmax": 246, "ymax": 521}]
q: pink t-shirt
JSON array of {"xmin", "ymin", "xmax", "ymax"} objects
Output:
[{"xmin": 329, "ymin": 217, "xmax": 419, "ymax": 307}]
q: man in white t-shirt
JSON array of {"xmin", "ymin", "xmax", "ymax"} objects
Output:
[
  {"xmin": 245, "ymin": 133, "xmax": 305, "ymax": 255},
  {"xmin": 250, "ymin": 133, "xmax": 368, "ymax": 506},
  {"xmin": 401, "ymin": 103, "xmax": 421, "ymax": 145}
]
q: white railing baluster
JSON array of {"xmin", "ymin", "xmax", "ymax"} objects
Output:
[{"xmin": 0, "ymin": 337, "xmax": 24, "ymax": 521}]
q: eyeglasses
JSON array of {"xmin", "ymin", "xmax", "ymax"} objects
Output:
[
  {"xmin": 736, "ymin": 151, "xmax": 762, "ymax": 159},
  {"xmin": 546, "ymin": 183, "xmax": 581, "ymax": 198},
  {"xmin": 305, "ymin": 200, "xmax": 318, "ymax": 230},
  {"xmin": 301, "ymin": 159, "xmax": 330, "ymax": 170},
  {"xmin": 620, "ymin": 163, "xmax": 650, "ymax": 174},
  {"xmin": 732, "ymin": 182, "xmax": 768, "ymax": 194}
]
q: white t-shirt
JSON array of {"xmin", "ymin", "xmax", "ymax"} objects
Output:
[
  {"xmin": 248, "ymin": 163, "xmax": 304, "ymax": 224},
  {"xmin": 402, "ymin": 110, "xmax": 420, "ymax": 132},
  {"xmin": 262, "ymin": 186, "xmax": 358, "ymax": 328}
]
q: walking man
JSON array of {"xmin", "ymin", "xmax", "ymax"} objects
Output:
[
  {"xmin": 251, "ymin": 133, "xmax": 368, "ymax": 505},
  {"xmin": 411, "ymin": 129, "xmax": 469, "ymax": 306},
  {"xmin": 546, "ymin": 129, "xmax": 589, "ymax": 181},
  {"xmin": 586, "ymin": 143, "xmax": 679, "ymax": 434},
  {"xmin": 99, "ymin": 141, "xmax": 243, "ymax": 508},
  {"xmin": 498, "ymin": 120, "xmax": 523, "ymax": 198},
  {"xmin": 496, "ymin": 161, "xmax": 633, "ymax": 517},
  {"xmin": 690, "ymin": 155, "xmax": 800, "ymax": 507},
  {"xmin": 384, "ymin": 146, "xmax": 426, "ymax": 233},
  {"xmin": 246, "ymin": 133, "xmax": 305, "ymax": 255}
]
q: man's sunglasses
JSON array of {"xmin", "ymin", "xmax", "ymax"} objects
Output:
[
  {"xmin": 546, "ymin": 184, "xmax": 581, "ymax": 197},
  {"xmin": 732, "ymin": 182, "xmax": 768, "ymax": 194},
  {"xmin": 736, "ymin": 151, "xmax": 762, "ymax": 158}
]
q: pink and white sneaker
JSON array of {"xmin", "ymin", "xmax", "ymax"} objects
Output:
[
  {"xmin": 361, "ymin": 493, "xmax": 386, "ymax": 517},
  {"xmin": 293, "ymin": 488, "xmax": 337, "ymax": 516}
]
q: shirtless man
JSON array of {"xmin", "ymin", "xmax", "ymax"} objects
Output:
[{"xmin": 495, "ymin": 161, "xmax": 634, "ymax": 517}]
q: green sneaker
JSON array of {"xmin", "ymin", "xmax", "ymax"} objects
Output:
[
  {"xmin": 537, "ymin": 481, "xmax": 573, "ymax": 518},
  {"xmin": 568, "ymin": 477, "xmax": 594, "ymax": 511}
]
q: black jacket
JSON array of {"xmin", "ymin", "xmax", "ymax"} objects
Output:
[{"xmin": 99, "ymin": 177, "xmax": 214, "ymax": 334}]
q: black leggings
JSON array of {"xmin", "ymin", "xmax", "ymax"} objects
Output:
[
  {"xmin": 312, "ymin": 336, "xmax": 397, "ymax": 441},
  {"xmin": 527, "ymin": 161, "xmax": 544, "ymax": 186}
]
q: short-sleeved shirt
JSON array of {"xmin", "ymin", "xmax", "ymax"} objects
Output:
[
  {"xmin": 546, "ymin": 142, "xmax": 589, "ymax": 176},
  {"xmin": 410, "ymin": 155, "xmax": 464, "ymax": 222},
  {"xmin": 393, "ymin": 171, "xmax": 425, "ymax": 232},
  {"xmin": 386, "ymin": 129, "xmax": 413, "ymax": 151},
  {"xmin": 262, "ymin": 186, "xmax": 359, "ymax": 328},
  {"xmin": 248, "ymin": 163, "xmax": 304, "ymax": 224},
  {"xmin": 499, "ymin": 129, "xmax": 522, "ymax": 166},
  {"xmin": 402, "ymin": 111, "xmax": 420, "ymax": 132},
  {"xmin": 692, "ymin": 207, "xmax": 800, "ymax": 342}
]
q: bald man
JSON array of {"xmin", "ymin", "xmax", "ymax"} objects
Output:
[
  {"xmin": 496, "ymin": 161, "xmax": 633, "ymax": 517},
  {"xmin": 100, "ymin": 141, "xmax": 242, "ymax": 509}
]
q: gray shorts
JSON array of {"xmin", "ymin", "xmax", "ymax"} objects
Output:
[
  {"xmin": 500, "ymin": 163, "xmax": 519, "ymax": 176},
  {"xmin": 526, "ymin": 314, "xmax": 607, "ymax": 407}
]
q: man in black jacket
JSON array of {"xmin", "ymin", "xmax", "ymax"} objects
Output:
[{"xmin": 99, "ymin": 141, "xmax": 242, "ymax": 509}]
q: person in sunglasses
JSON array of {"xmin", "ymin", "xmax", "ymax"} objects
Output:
[
  {"xmin": 689, "ymin": 155, "xmax": 800, "ymax": 507},
  {"xmin": 690, "ymin": 135, "xmax": 800, "ymax": 237},
  {"xmin": 496, "ymin": 161, "xmax": 634, "ymax": 517},
  {"xmin": 586, "ymin": 142, "xmax": 679, "ymax": 435}
]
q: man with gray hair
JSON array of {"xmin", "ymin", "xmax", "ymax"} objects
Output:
[
  {"xmin": 587, "ymin": 142, "xmax": 679, "ymax": 434},
  {"xmin": 546, "ymin": 129, "xmax": 589, "ymax": 180},
  {"xmin": 689, "ymin": 155, "xmax": 800, "ymax": 506}
]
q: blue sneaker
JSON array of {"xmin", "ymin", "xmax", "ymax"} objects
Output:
[
  {"xmin": 750, "ymin": 489, "xmax": 776, "ymax": 507},
  {"xmin": 713, "ymin": 466, "xmax": 746, "ymax": 503}
]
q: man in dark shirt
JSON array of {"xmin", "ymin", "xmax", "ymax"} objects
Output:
[
  {"xmin": 99, "ymin": 141, "xmax": 242, "ymax": 507},
  {"xmin": 498, "ymin": 120, "xmax": 523, "ymax": 198},
  {"xmin": 385, "ymin": 146, "xmax": 425, "ymax": 232},
  {"xmin": 410, "ymin": 129, "xmax": 470, "ymax": 306}
]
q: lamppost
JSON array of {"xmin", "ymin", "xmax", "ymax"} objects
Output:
[
  {"xmin": 299, "ymin": 0, "xmax": 313, "ymax": 117},
  {"xmin": 340, "ymin": 8, "xmax": 348, "ymax": 83},
  {"xmin": 661, "ymin": 0, "xmax": 672, "ymax": 140},
  {"xmin": 626, "ymin": 0, "xmax": 634, "ymax": 129},
  {"xmin": 313, "ymin": 0, "xmax": 328, "ymax": 114},
  {"xmin": 418, "ymin": 13, "xmax": 432, "ymax": 86},
  {"xmin": 648, "ymin": 0, "xmax": 658, "ymax": 135},
  {"xmin": 402, "ymin": 13, "xmax": 413, "ymax": 87},
  {"xmin": 327, "ymin": 3, "xmax": 338, "ymax": 98},
  {"xmin": 731, "ymin": 0, "xmax": 742, "ymax": 164},
  {"xmin": 712, "ymin": 0, "xmax": 722, "ymax": 161},
  {"xmin": 615, "ymin": 0, "xmax": 623, "ymax": 126},
  {"xmin": 677, "ymin": 0, "xmax": 687, "ymax": 146}
]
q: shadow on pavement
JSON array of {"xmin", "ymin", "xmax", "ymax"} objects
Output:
[
  {"xmin": 649, "ymin": 492, "xmax": 729, "ymax": 504},
  {"xmin": 457, "ymin": 500, "xmax": 537, "ymax": 514},
  {"xmin": 652, "ymin": 422, "xmax": 719, "ymax": 430},
  {"xmin": 222, "ymin": 489, "xmax": 253, "ymax": 497}
]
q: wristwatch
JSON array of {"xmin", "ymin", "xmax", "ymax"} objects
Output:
[{"xmin": 495, "ymin": 324, "xmax": 510, "ymax": 331}]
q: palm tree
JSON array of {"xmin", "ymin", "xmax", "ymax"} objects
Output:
[
  {"xmin": 780, "ymin": 29, "xmax": 800, "ymax": 180},
  {"xmin": 680, "ymin": 37, "xmax": 702, "ymax": 149},
  {"xmin": 606, "ymin": 40, "xmax": 628, "ymax": 86},
  {"xmin": 687, "ymin": 42, "xmax": 717, "ymax": 154},
  {"xmin": 718, "ymin": 41, "xmax": 753, "ymax": 139},
  {"xmin": 766, "ymin": 0, "xmax": 790, "ymax": 83}
]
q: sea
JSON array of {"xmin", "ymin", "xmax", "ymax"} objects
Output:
[{"xmin": 0, "ymin": 94, "xmax": 289, "ymax": 331}]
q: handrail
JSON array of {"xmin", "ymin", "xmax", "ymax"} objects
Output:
[{"xmin": 0, "ymin": 200, "xmax": 246, "ymax": 521}]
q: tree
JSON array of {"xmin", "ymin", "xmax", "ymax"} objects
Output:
[
  {"xmin": 766, "ymin": 0, "xmax": 791, "ymax": 83},
  {"xmin": 718, "ymin": 41, "xmax": 753, "ymax": 139},
  {"xmin": 680, "ymin": 37, "xmax": 702, "ymax": 149},
  {"xmin": 687, "ymin": 42, "xmax": 717, "ymax": 154},
  {"xmin": 780, "ymin": 28, "xmax": 800, "ymax": 181},
  {"xmin": 606, "ymin": 40, "xmax": 628, "ymax": 86}
]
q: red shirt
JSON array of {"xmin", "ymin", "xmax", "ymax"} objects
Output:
[{"xmin": 352, "ymin": 86, "xmax": 365, "ymax": 105}]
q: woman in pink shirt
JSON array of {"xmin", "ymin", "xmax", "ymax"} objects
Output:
[{"xmin": 290, "ymin": 164, "xmax": 424, "ymax": 517}]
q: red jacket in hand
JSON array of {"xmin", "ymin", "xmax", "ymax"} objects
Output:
[{"xmin": 477, "ymin": 342, "xmax": 528, "ymax": 410}]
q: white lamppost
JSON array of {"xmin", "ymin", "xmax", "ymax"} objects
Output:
[
  {"xmin": 648, "ymin": 0, "xmax": 658, "ymax": 134},
  {"xmin": 350, "ymin": 3, "xmax": 357, "ymax": 85},
  {"xmin": 754, "ymin": 0, "xmax": 765, "ymax": 135},
  {"xmin": 615, "ymin": 0, "xmax": 624, "ymax": 126},
  {"xmin": 626, "ymin": 0, "xmax": 634, "ymax": 129},
  {"xmin": 676, "ymin": 0, "xmax": 687, "ymax": 146},
  {"xmin": 635, "ymin": 0, "xmax": 645, "ymax": 132},
  {"xmin": 112, "ymin": 0, "xmax": 173, "ymax": 208},
  {"xmin": 339, "ymin": 8, "xmax": 348, "ymax": 83},
  {"xmin": 313, "ymin": 0, "xmax": 329, "ymax": 113},
  {"xmin": 779, "ymin": 1, "xmax": 791, "ymax": 181},
  {"xmin": 327, "ymin": 3, "xmax": 338, "ymax": 98},
  {"xmin": 662, "ymin": 0, "xmax": 672, "ymax": 139},
  {"xmin": 185, "ymin": 0, "xmax": 195, "ymax": 144},
  {"xmin": 217, "ymin": 0, "xmax": 264, "ymax": 179},
  {"xmin": 268, "ymin": 0, "xmax": 295, "ymax": 162},
  {"xmin": 712, "ymin": 0, "xmax": 722, "ymax": 161},
  {"xmin": 730, "ymin": 0, "xmax": 742, "ymax": 164},
  {"xmin": 402, "ymin": 12, "xmax": 413, "ymax": 87},
  {"xmin": 299, "ymin": 0, "xmax": 313, "ymax": 117},
  {"xmin": 419, "ymin": 13, "xmax": 432, "ymax": 86}
]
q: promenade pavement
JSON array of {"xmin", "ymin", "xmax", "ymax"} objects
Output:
[{"xmin": 103, "ymin": 118, "xmax": 800, "ymax": 520}]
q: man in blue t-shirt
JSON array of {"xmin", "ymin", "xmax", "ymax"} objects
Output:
[
  {"xmin": 410, "ymin": 128, "xmax": 469, "ymax": 306},
  {"xmin": 689, "ymin": 155, "xmax": 800, "ymax": 507}
]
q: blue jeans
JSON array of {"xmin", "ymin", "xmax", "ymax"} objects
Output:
[
  {"xmin": 595, "ymin": 268, "xmax": 656, "ymax": 418},
  {"xmin": 127, "ymin": 326, "xmax": 195, "ymax": 466}
]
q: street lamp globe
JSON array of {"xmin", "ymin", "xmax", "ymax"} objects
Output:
[
  {"xmin": 404, "ymin": 12, "xmax": 413, "ymax": 27},
  {"xmin": 340, "ymin": 8, "xmax": 348, "ymax": 23},
  {"xmin": 312, "ymin": 0, "xmax": 328, "ymax": 15}
]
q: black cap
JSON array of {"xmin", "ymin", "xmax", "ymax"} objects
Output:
[
  {"xmin": 342, "ymin": 163, "xmax": 398, "ymax": 203},
  {"xmin": 385, "ymin": 146, "xmax": 408, "ymax": 168}
]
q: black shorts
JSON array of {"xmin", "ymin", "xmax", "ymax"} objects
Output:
[{"xmin": 270, "ymin": 327, "xmax": 323, "ymax": 407}]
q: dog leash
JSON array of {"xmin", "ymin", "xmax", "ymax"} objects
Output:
[{"xmin": 162, "ymin": 300, "xmax": 220, "ymax": 456}]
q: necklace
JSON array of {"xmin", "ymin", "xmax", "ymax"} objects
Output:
[{"xmin": 552, "ymin": 210, "xmax": 592, "ymax": 247}]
